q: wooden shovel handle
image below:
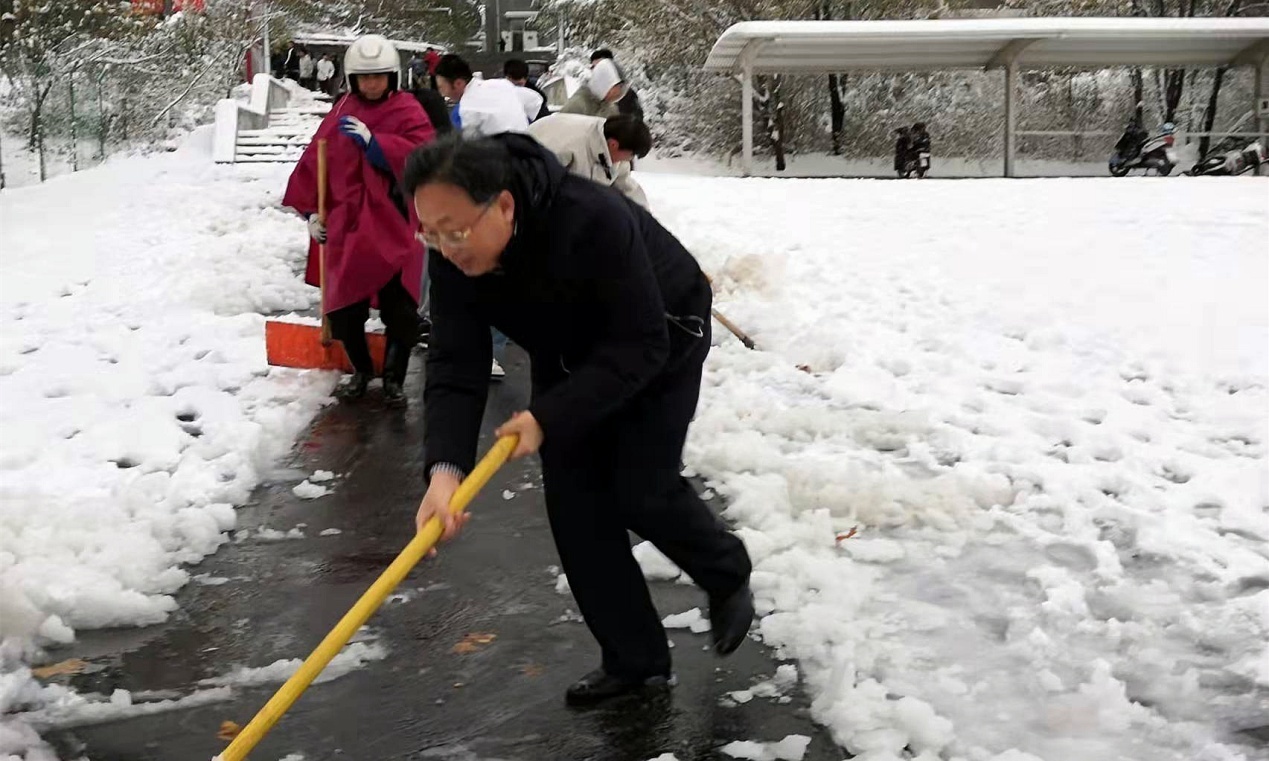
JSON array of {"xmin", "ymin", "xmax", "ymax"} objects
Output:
[
  {"xmin": 703, "ymin": 273, "xmax": 756, "ymax": 350},
  {"xmin": 317, "ymin": 139, "xmax": 332, "ymax": 345}
]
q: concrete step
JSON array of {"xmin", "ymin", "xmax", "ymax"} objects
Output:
[
  {"xmin": 239, "ymin": 128, "xmax": 319, "ymax": 138},
  {"xmin": 233, "ymin": 154, "xmax": 301, "ymax": 163},
  {"xmin": 237, "ymin": 135, "xmax": 312, "ymax": 146},
  {"xmin": 235, "ymin": 145, "xmax": 303, "ymax": 156}
]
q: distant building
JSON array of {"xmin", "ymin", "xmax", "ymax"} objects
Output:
[{"xmin": 481, "ymin": 0, "xmax": 560, "ymax": 55}]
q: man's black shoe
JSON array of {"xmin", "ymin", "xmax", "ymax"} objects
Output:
[
  {"xmin": 710, "ymin": 584, "xmax": 755, "ymax": 655},
  {"xmin": 564, "ymin": 668, "xmax": 672, "ymax": 707}
]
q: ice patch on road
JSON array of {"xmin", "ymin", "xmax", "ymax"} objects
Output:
[
  {"xmin": 200, "ymin": 641, "xmax": 387, "ymax": 688},
  {"xmin": 726, "ymin": 664, "xmax": 800, "ymax": 707},
  {"xmin": 720, "ymin": 734, "xmax": 811, "ymax": 760},
  {"xmin": 5, "ymin": 669, "xmax": 233, "ymax": 734},
  {"xmin": 292, "ymin": 480, "xmax": 330, "ymax": 499},
  {"xmin": 661, "ymin": 607, "xmax": 710, "ymax": 634},
  {"xmin": 634, "ymin": 540, "xmax": 683, "ymax": 581}
]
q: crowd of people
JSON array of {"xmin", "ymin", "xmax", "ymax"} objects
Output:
[
  {"xmin": 272, "ymin": 44, "xmax": 340, "ymax": 96},
  {"xmin": 280, "ymin": 33, "xmax": 750, "ymax": 710}
]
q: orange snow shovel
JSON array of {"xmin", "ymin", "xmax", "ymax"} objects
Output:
[
  {"xmin": 265, "ymin": 138, "xmax": 387, "ymax": 375},
  {"xmin": 216, "ymin": 435, "xmax": 517, "ymax": 760}
]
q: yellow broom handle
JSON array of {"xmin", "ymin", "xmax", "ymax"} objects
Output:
[{"xmin": 217, "ymin": 435, "xmax": 518, "ymax": 761}]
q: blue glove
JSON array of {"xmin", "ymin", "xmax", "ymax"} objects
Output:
[
  {"xmin": 339, "ymin": 115, "xmax": 390, "ymax": 172},
  {"xmin": 339, "ymin": 115, "xmax": 371, "ymax": 148}
]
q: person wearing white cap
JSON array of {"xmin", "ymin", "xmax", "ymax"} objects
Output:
[{"xmin": 560, "ymin": 58, "xmax": 625, "ymax": 118}]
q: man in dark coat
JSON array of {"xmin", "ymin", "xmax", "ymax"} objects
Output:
[
  {"xmin": 894, "ymin": 126, "xmax": 913, "ymax": 178},
  {"xmin": 411, "ymin": 86, "xmax": 454, "ymax": 137},
  {"xmin": 404, "ymin": 134, "xmax": 754, "ymax": 706}
]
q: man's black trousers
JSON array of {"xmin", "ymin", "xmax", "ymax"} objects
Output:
[{"xmin": 538, "ymin": 319, "xmax": 753, "ymax": 680}]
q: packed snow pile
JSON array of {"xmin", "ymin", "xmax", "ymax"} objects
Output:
[
  {"xmin": 0, "ymin": 135, "xmax": 333, "ymax": 756},
  {"xmin": 641, "ymin": 173, "xmax": 1269, "ymax": 761}
]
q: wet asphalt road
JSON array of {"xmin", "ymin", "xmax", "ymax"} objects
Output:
[{"xmin": 46, "ymin": 348, "xmax": 846, "ymax": 761}]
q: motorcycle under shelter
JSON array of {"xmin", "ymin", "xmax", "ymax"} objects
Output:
[{"xmin": 703, "ymin": 17, "xmax": 1269, "ymax": 177}]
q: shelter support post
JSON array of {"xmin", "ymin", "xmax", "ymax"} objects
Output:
[
  {"xmin": 1004, "ymin": 63, "xmax": 1017, "ymax": 178},
  {"xmin": 1256, "ymin": 62, "xmax": 1264, "ymax": 176},
  {"xmin": 742, "ymin": 59, "xmax": 754, "ymax": 177}
]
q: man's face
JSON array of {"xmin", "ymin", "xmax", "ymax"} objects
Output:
[
  {"xmin": 607, "ymin": 139, "xmax": 633, "ymax": 164},
  {"xmin": 413, "ymin": 183, "xmax": 515, "ymax": 277},
  {"xmin": 357, "ymin": 74, "xmax": 389, "ymax": 101},
  {"xmin": 604, "ymin": 84, "xmax": 624, "ymax": 103},
  {"xmin": 436, "ymin": 76, "xmax": 466, "ymax": 101}
]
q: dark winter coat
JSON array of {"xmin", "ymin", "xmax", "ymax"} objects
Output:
[
  {"xmin": 423, "ymin": 133, "xmax": 711, "ymax": 477},
  {"xmin": 411, "ymin": 87, "xmax": 454, "ymax": 136},
  {"xmin": 526, "ymin": 81, "xmax": 552, "ymax": 121},
  {"xmin": 910, "ymin": 131, "xmax": 930, "ymax": 154},
  {"xmin": 617, "ymin": 86, "xmax": 644, "ymax": 122},
  {"xmin": 894, "ymin": 133, "xmax": 911, "ymax": 171}
]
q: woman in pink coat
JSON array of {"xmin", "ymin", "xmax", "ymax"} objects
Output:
[{"xmin": 284, "ymin": 35, "xmax": 436, "ymax": 406}]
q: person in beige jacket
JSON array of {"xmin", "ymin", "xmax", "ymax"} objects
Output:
[
  {"xmin": 529, "ymin": 113, "xmax": 651, "ymax": 208},
  {"xmin": 560, "ymin": 58, "xmax": 625, "ymax": 118}
]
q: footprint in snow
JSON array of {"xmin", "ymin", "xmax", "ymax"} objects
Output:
[{"xmin": 1043, "ymin": 542, "xmax": 1098, "ymax": 573}]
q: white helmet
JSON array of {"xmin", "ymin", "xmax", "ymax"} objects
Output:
[{"xmin": 344, "ymin": 34, "xmax": 400, "ymax": 93}]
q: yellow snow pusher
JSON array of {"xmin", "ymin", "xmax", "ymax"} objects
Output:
[{"xmin": 215, "ymin": 436, "xmax": 517, "ymax": 760}]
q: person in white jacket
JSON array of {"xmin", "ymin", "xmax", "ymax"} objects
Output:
[
  {"xmin": 430, "ymin": 52, "xmax": 534, "ymax": 380},
  {"xmin": 528, "ymin": 113, "xmax": 651, "ymax": 208},
  {"xmin": 434, "ymin": 53, "xmax": 535, "ymax": 138}
]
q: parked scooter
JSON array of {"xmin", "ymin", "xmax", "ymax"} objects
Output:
[
  {"xmin": 1109, "ymin": 122, "xmax": 1179, "ymax": 177},
  {"xmin": 1189, "ymin": 137, "xmax": 1266, "ymax": 176}
]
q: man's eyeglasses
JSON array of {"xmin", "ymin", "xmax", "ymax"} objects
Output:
[{"xmin": 417, "ymin": 201, "xmax": 495, "ymax": 249}]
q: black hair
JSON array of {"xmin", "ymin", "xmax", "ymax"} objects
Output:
[
  {"xmin": 402, "ymin": 134, "xmax": 512, "ymax": 205},
  {"xmin": 434, "ymin": 53, "xmax": 473, "ymax": 83},
  {"xmin": 603, "ymin": 115, "xmax": 652, "ymax": 159},
  {"xmin": 503, "ymin": 59, "xmax": 529, "ymax": 81},
  {"xmin": 590, "ymin": 48, "xmax": 614, "ymax": 62},
  {"xmin": 912, "ymin": 122, "xmax": 927, "ymax": 131}
]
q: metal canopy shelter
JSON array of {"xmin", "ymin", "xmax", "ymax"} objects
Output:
[{"xmin": 701, "ymin": 17, "xmax": 1269, "ymax": 176}]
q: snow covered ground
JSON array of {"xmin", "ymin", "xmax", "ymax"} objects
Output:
[
  {"xmin": 1, "ymin": 124, "xmax": 1266, "ymax": 761},
  {"xmin": 637, "ymin": 172, "xmax": 1269, "ymax": 761},
  {"xmin": 0, "ymin": 127, "xmax": 334, "ymax": 758}
]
